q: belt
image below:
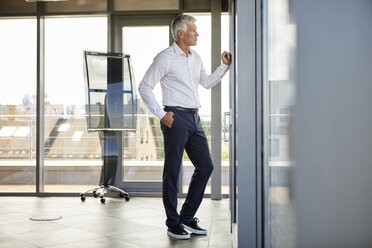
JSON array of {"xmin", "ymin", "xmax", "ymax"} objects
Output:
[{"xmin": 164, "ymin": 106, "xmax": 198, "ymax": 115}]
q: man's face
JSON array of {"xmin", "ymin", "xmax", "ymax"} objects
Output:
[{"xmin": 181, "ymin": 22, "xmax": 199, "ymax": 46}]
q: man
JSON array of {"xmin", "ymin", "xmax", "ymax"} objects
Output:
[{"xmin": 138, "ymin": 15, "xmax": 231, "ymax": 240}]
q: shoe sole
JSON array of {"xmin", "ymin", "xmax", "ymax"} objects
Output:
[
  {"xmin": 167, "ymin": 231, "xmax": 190, "ymax": 240},
  {"xmin": 182, "ymin": 224, "xmax": 207, "ymax": 235}
]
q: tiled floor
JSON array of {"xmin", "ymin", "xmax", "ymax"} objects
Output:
[{"xmin": 0, "ymin": 196, "xmax": 232, "ymax": 248}]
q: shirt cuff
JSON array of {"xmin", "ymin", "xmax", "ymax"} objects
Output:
[
  {"xmin": 156, "ymin": 109, "xmax": 167, "ymax": 120},
  {"xmin": 221, "ymin": 63, "xmax": 230, "ymax": 71}
]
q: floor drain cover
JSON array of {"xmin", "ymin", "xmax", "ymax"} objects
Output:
[{"xmin": 30, "ymin": 215, "xmax": 62, "ymax": 221}]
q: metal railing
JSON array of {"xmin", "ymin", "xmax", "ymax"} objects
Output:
[{"xmin": 0, "ymin": 113, "xmax": 232, "ymax": 162}]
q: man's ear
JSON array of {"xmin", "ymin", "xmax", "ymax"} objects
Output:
[{"xmin": 177, "ymin": 29, "xmax": 183, "ymax": 39}]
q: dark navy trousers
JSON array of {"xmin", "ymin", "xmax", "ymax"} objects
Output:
[{"xmin": 160, "ymin": 110, "xmax": 214, "ymax": 228}]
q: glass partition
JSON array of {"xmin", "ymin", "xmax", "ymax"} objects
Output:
[
  {"xmin": 121, "ymin": 25, "xmax": 169, "ymax": 183},
  {"xmin": 182, "ymin": 13, "xmax": 212, "ymax": 194},
  {"xmin": 44, "ymin": 16, "xmax": 107, "ymax": 192},
  {"xmin": 0, "ymin": 18, "xmax": 37, "ymax": 192},
  {"xmin": 263, "ymin": 0, "xmax": 296, "ymax": 247}
]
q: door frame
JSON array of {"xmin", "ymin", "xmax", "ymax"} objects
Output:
[
  {"xmin": 231, "ymin": 0, "xmax": 263, "ymax": 247},
  {"xmin": 229, "ymin": 0, "xmax": 237, "ymax": 226},
  {"xmin": 111, "ymin": 14, "xmax": 176, "ymax": 194}
]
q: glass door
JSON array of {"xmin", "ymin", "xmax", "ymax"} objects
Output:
[
  {"xmin": 263, "ymin": 0, "xmax": 296, "ymax": 246},
  {"xmin": 113, "ymin": 15, "xmax": 174, "ymax": 193}
]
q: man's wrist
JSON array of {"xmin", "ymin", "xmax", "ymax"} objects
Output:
[
  {"xmin": 221, "ymin": 63, "xmax": 230, "ymax": 69},
  {"xmin": 158, "ymin": 110, "xmax": 167, "ymax": 120}
]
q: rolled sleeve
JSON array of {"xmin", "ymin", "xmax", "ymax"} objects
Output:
[
  {"xmin": 138, "ymin": 54, "xmax": 168, "ymax": 119},
  {"xmin": 200, "ymin": 61, "xmax": 230, "ymax": 89}
]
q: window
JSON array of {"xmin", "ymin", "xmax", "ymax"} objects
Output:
[
  {"xmin": 269, "ymin": 138, "xmax": 279, "ymax": 157},
  {"xmin": 43, "ymin": 16, "xmax": 107, "ymax": 192},
  {"xmin": 0, "ymin": 18, "xmax": 37, "ymax": 192},
  {"xmin": 263, "ymin": 0, "xmax": 296, "ymax": 246}
]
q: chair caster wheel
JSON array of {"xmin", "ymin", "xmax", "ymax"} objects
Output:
[
  {"xmin": 100, "ymin": 198, "xmax": 106, "ymax": 204},
  {"xmin": 120, "ymin": 192, "xmax": 130, "ymax": 201},
  {"xmin": 93, "ymin": 192, "xmax": 99, "ymax": 198},
  {"xmin": 81, "ymin": 195, "xmax": 86, "ymax": 201}
]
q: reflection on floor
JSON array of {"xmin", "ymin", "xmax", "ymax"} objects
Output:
[
  {"xmin": 0, "ymin": 185, "xmax": 98, "ymax": 192},
  {"xmin": 0, "ymin": 185, "xmax": 231, "ymax": 194},
  {"xmin": 0, "ymin": 196, "xmax": 232, "ymax": 248},
  {"xmin": 269, "ymin": 186, "xmax": 295, "ymax": 248}
]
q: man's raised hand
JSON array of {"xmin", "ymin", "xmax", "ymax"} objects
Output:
[{"xmin": 221, "ymin": 51, "xmax": 232, "ymax": 65}]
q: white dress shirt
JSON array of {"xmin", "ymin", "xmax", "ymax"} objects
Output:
[{"xmin": 138, "ymin": 42, "xmax": 229, "ymax": 119}]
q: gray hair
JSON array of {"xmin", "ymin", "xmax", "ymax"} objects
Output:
[{"xmin": 171, "ymin": 15, "xmax": 197, "ymax": 40}]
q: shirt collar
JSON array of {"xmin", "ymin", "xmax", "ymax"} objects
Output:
[{"xmin": 172, "ymin": 42, "xmax": 192, "ymax": 56}]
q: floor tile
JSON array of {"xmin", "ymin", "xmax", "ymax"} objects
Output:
[
  {"xmin": 45, "ymin": 237, "xmax": 143, "ymax": 248},
  {"xmin": 0, "ymin": 197, "xmax": 232, "ymax": 248},
  {"xmin": 0, "ymin": 233, "xmax": 38, "ymax": 248},
  {"xmin": 15, "ymin": 227, "xmax": 101, "ymax": 247}
]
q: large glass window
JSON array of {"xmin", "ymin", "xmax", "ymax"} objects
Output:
[
  {"xmin": 44, "ymin": 16, "xmax": 107, "ymax": 192},
  {"xmin": 263, "ymin": 0, "xmax": 296, "ymax": 247},
  {"xmin": 181, "ymin": 13, "xmax": 212, "ymax": 194},
  {"xmin": 179, "ymin": 13, "xmax": 230, "ymax": 195},
  {"xmin": 0, "ymin": 18, "xmax": 37, "ymax": 192},
  {"xmin": 0, "ymin": 13, "xmax": 229, "ymax": 195},
  {"xmin": 180, "ymin": 13, "xmax": 230, "ymax": 195},
  {"xmin": 122, "ymin": 25, "xmax": 169, "ymax": 183}
]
